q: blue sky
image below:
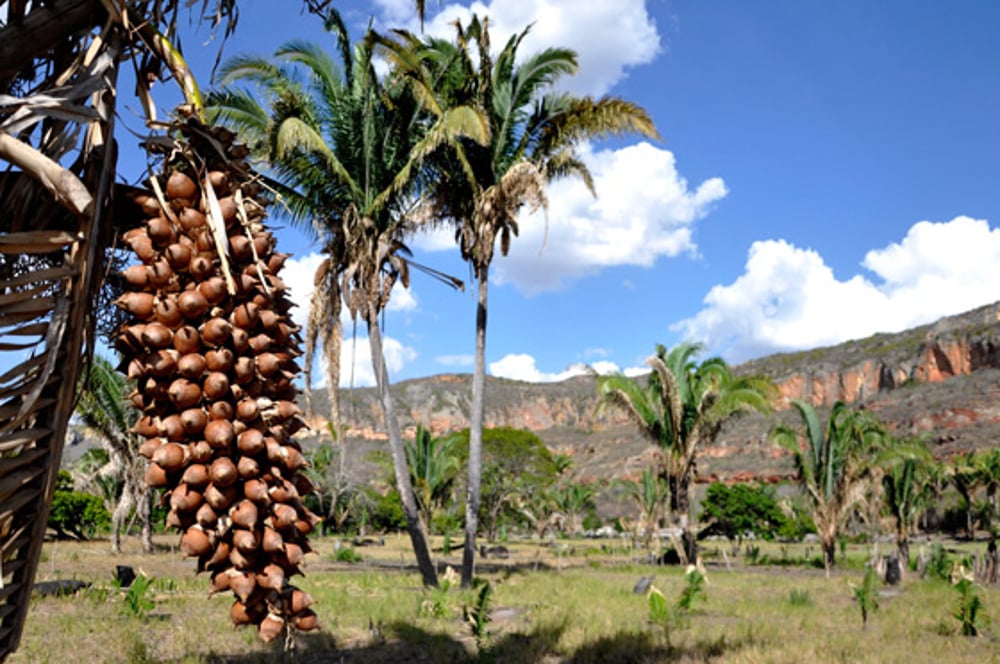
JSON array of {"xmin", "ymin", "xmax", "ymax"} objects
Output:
[{"xmin": 121, "ymin": 0, "xmax": 1000, "ymax": 386}]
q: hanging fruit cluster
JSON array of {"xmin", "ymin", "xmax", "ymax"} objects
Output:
[{"xmin": 116, "ymin": 120, "xmax": 320, "ymax": 642}]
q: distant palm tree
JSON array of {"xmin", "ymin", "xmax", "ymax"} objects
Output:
[
  {"xmin": 553, "ymin": 482, "xmax": 597, "ymax": 536},
  {"xmin": 597, "ymin": 341, "xmax": 775, "ymax": 560},
  {"xmin": 882, "ymin": 444, "xmax": 936, "ymax": 565},
  {"xmin": 614, "ymin": 467, "xmax": 670, "ymax": 551},
  {"xmin": 405, "ymin": 424, "xmax": 460, "ymax": 530},
  {"xmin": 949, "ymin": 451, "xmax": 986, "ymax": 538},
  {"xmin": 376, "ymin": 15, "xmax": 659, "ymax": 586},
  {"xmin": 772, "ymin": 400, "xmax": 888, "ymax": 576},
  {"xmin": 209, "ymin": 9, "xmax": 485, "ymax": 587},
  {"xmin": 75, "ymin": 355, "xmax": 152, "ymax": 554}
]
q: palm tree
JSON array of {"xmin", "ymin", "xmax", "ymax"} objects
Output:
[
  {"xmin": 405, "ymin": 424, "xmax": 460, "ymax": 530},
  {"xmin": 552, "ymin": 481, "xmax": 597, "ymax": 536},
  {"xmin": 597, "ymin": 341, "xmax": 775, "ymax": 561},
  {"xmin": 376, "ymin": 16, "xmax": 659, "ymax": 586},
  {"xmin": 882, "ymin": 444, "xmax": 935, "ymax": 565},
  {"xmin": 949, "ymin": 451, "xmax": 986, "ymax": 538},
  {"xmin": 614, "ymin": 467, "xmax": 670, "ymax": 551},
  {"xmin": 75, "ymin": 356, "xmax": 152, "ymax": 554},
  {"xmin": 772, "ymin": 400, "xmax": 888, "ymax": 576},
  {"xmin": 209, "ymin": 10, "xmax": 485, "ymax": 587}
]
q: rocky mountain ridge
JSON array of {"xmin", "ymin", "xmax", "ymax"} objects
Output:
[{"xmin": 318, "ymin": 300, "xmax": 1000, "ymax": 484}]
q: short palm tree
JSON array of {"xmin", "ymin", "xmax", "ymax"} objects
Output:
[
  {"xmin": 614, "ymin": 467, "xmax": 670, "ymax": 551},
  {"xmin": 882, "ymin": 443, "xmax": 935, "ymax": 565},
  {"xmin": 209, "ymin": 10, "xmax": 485, "ymax": 587},
  {"xmin": 772, "ymin": 400, "xmax": 889, "ymax": 576},
  {"xmin": 377, "ymin": 15, "xmax": 659, "ymax": 586},
  {"xmin": 597, "ymin": 341, "xmax": 774, "ymax": 560},
  {"xmin": 552, "ymin": 481, "xmax": 597, "ymax": 536},
  {"xmin": 949, "ymin": 451, "xmax": 986, "ymax": 538},
  {"xmin": 405, "ymin": 424, "xmax": 460, "ymax": 530},
  {"xmin": 75, "ymin": 355, "xmax": 152, "ymax": 554}
]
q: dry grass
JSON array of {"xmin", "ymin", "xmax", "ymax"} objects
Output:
[{"xmin": 9, "ymin": 534, "xmax": 1000, "ymax": 663}]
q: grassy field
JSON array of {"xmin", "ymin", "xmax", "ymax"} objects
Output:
[{"xmin": 9, "ymin": 534, "xmax": 1000, "ymax": 663}]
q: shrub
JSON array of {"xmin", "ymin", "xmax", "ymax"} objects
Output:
[
  {"xmin": 334, "ymin": 546, "xmax": 363, "ymax": 563},
  {"xmin": 48, "ymin": 472, "xmax": 110, "ymax": 539}
]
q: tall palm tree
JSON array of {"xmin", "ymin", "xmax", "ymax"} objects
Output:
[
  {"xmin": 772, "ymin": 400, "xmax": 888, "ymax": 576},
  {"xmin": 597, "ymin": 341, "xmax": 774, "ymax": 561},
  {"xmin": 377, "ymin": 16, "xmax": 659, "ymax": 586},
  {"xmin": 75, "ymin": 356, "xmax": 152, "ymax": 554},
  {"xmin": 209, "ymin": 10, "xmax": 485, "ymax": 587}
]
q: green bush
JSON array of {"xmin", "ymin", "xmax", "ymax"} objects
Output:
[
  {"xmin": 48, "ymin": 472, "xmax": 110, "ymax": 539},
  {"xmin": 333, "ymin": 546, "xmax": 363, "ymax": 563},
  {"xmin": 366, "ymin": 488, "xmax": 407, "ymax": 532}
]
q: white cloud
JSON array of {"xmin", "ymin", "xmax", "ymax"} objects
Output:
[
  {"xmin": 488, "ymin": 142, "xmax": 726, "ymax": 294},
  {"xmin": 385, "ymin": 0, "xmax": 660, "ymax": 97},
  {"xmin": 414, "ymin": 143, "xmax": 725, "ymax": 294},
  {"xmin": 490, "ymin": 353, "xmax": 587, "ymax": 382},
  {"xmin": 435, "ymin": 354, "xmax": 475, "ymax": 367},
  {"xmin": 674, "ymin": 216, "xmax": 1000, "ymax": 363},
  {"xmin": 489, "ymin": 354, "xmax": 645, "ymax": 382},
  {"xmin": 590, "ymin": 360, "xmax": 648, "ymax": 377}
]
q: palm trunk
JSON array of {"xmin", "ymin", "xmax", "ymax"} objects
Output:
[
  {"xmin": 668, "ymin": 472, "xmax": 697, "ymax": 563},
  {"xmin": 367, "ymin": 306, "xmax": 438, "ymax": 587},
  {"xmin": 897, "ymin": 532, "xmax": 910, "ymax": 567},
  {"xmin": 110, "ymin": 487, "xmax": 135, "ymax": 554},
  {"xmin": 140, "ymin": 487, "xmax": 153, "ymax": 554},
  {"xmin": 821, "ymin": 531, "xmax": 836, "ymax": 578},
  {"xmin": 462, "ymin": 271, "xmax": 488, "ymax": 588}
]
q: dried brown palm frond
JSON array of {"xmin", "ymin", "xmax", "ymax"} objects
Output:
[{"xmin": 462, "ymin": 160, "xmax": 548, "ymax": 271}]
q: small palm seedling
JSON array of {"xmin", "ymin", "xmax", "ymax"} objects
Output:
[
  {"xmin": 121, "ymin": 573, "xmax": 156, "ymax": 620},
  {"xmin": 463, "ymin": 582, "xmax": 493, "ymax": 649},
  {"xmin": 951, "ymin": 567, "xmax": 985, "ymax": 637},
  {"xmin": 420, "ymin": 566, "xmax": 458, "ymax": 618},
  {"xmin": 850, "ymin": 566, "xmax": 880, "ymax": 629},
  {"xmin": 676, "ymin": 566, "xmax": 707, "ymax": 617},
  {"xmin": 647, "ymin": 566, "xmax": 709, "ymax": 645}
]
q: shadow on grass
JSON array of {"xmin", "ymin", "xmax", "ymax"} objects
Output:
[{"xmin": 199, "ymin": 620, "xmax": 755, "ymax": 663}]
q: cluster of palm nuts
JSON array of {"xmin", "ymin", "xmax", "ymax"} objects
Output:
[{"xmin": 115, "ymin": 123, "xmax": 320, "ymax": 642}]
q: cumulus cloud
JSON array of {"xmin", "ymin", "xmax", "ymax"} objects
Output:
[
  {"xmin": 489, "ymin": 354, "xmax": 646, "ymax": 382},
  {"xmin": 673, "ymin": 216, "xmax": 1000, "ymax": 363},
  {"xmin": 378, "ymin": 0, "xmax": 660, "ymax": 96},
  {"xmin": 488, "ymin": 142, "xmax": 726, "ymax": 294},
  {"xmin": 308, "ymin": 334, "xmax": 418, "ymax": 388},
  {"xmin": 490, "ymin": 354, "xmax": 586, "ymax": 382},
  {"xmin": 414, "ymin": 142, "xmax": 725, "ymax": 294}
]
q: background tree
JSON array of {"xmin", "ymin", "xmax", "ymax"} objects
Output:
[
  {"xmin": 949, "ymin": 451, "xmax": 985, "ymax": 538},
  {"xmin": 405, "ymin": 424, "xmax": 460, "ymax": 531},
  {"xmin": 210, "ymin": 10, "xmax": 485, "ymax": 586},
  {"xmin": 699, "ymin": 482, "xmax": 787, "ymax": 551},
  {"xmin": 552, "ymin": 481, "xmax": 598, "ymax": 536},
  {"xmin": 772, "ymin": 400, "xmax": 889, "ymax": 576},
  {"xmin": 597, "ymin": 341, "xmax": 775, "ymax": 561},
  {"xmin": 881, "ymin": 443, "xmax": 936, "ymax": 565},
  {"xmin": 75, "ymin": 356, "xmax": 152, "ymax": 554},
  {"xmin": 377, "ymin": 16, "xmax": 659, "ymax": 586},
  {"xmin": 448, "ymin": 427, "xmax": 560, "ymax": 542},
  {"xmin": 613, "ymin": 467, "xmax": 670, "ymax": 551}
]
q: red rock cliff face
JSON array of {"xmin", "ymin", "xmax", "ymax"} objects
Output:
[{"xmin": 754, "ymin": 302, "xmax": 1000, "ymax": 408}]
